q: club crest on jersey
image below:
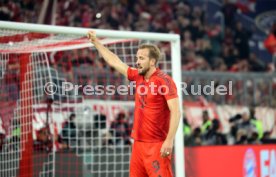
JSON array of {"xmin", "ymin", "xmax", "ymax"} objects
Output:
[{"xmin": 152, "ymin": 160, "xmax": 160, "ymax": 173}]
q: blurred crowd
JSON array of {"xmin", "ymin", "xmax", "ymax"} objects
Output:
[
  {"xmin": 0, "ymin": 0, "xmax": 273, "ymax": 72},
  {"xmin": 184, "ymin": 107, "xmax": 276, "ymax": 146},
  {"xmin": 0, "ymin": 111, "xmax": 133, "ymax": 152}
]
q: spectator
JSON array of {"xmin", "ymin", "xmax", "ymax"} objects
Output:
[
  {"xmin": 221, "ymin": 45, "xmax": 237, "ymax": 69},
  {"xmin": 229, "ymin": 114, "xmax": 241, "ymax": 142},
  {"xmin": 0, "ymin": 132, "xmax": 4, "ymax": 151},
  {"xmin": 196, "ymin": 39, "xmax": 214, "ymax": 65},
  {"xmin": 261, "ymin": 131, "xmax": 276, "ymax": 144},
  {"xmin": 249, "ymin": 107, "xmax": 263, "ymax": 140},
  {"xmin": 0, "ymin": 1, "xmax": 12, "ymax": 21},
  {"xmin": 235, "ymin": 129, "xmax": 248, "ymax": 145},
  {"xmin": 190, "ymin": 18, "xmax": 204, "ymax": 41},
  {"xmin": 237, "ymin": 109, "xmax": 255, "ymax": 134},
  {"xmin": 213, "ymin": 57, "xmax": 227, "ymax": 71},
  {"xmin": 185, "ymin": 127, "xmax": 202, "ymax": 146},
  {"xmin": 200, "ymin": 110, "xmax": 212, "ymax": 134},
  {"xmin": 229, "ymin": 108, "xmax": 263, "ymax": 145},
  {"xmin": 192, "ymin": 6, "xmax": 204, "ymax": 24},
  {"xmin": 34, "ymin": 127, "xmax": 52, "ymax": 152},
  {"xmin": 221, "ymin": 0, "xmax": 237, "ymax": 28},
  {"xmin": 206, "ymin": 24, "xmax": 222, "ymax": 57},
  {"xmin": 264, "ymin": 22, "xmax": 276, "ymax": 55},
  {"xmin": 53, "ymin": 133, "xmax": 68, "ymax": 151},
  {"xmin": 234, "ymin": 21, "xmax": 252, "ymax": 59},
  {"xmin": 109, "ymin": 112, "xmax": 131, "ymax": 145},
  {"xmin": 61, "ymin": 113, "xmax": 77, "ymax": 148},
  {"xmin": 89, "ymin": 114, "xmax": 110, "ymax": 147},
  {"xmin": 0, "ymin": 120, "xmax": 5, "ymax": 151},
  {"xmin": 93, "ymin": 113, "xmax": 107, "ymax": 130},
  {"xmin": 223, "ymin": 27, "xmax": 235, "ymax": 47},
  {"xmin": 11, "ymin": 119, "xmax": 20, "ymax": 148},
  {"xmin": 247, "ymin": 131, "xmax": 261, "ymax": 145},
  {"xmin": 178, "ymin": 17, "xmax": 192, "ymax": 36},
  {"xmin": 182, "ymin": 31, "xmax": 195, "ymax": 52},
  {"xmin": 248, "ymin": 53, "xmax": 267, "ymax": 72},
  {"xmin": 204, "ymin": 119, "xmax": 227, "ymax": 145},
  {"xmin": 183, "ymin": 117, "xmax": 192, "ymax": 137}
]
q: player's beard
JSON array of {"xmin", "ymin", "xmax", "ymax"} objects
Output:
[{"xmin": 138, "ymin": 65, "xmax": 150, "ymax": 76}]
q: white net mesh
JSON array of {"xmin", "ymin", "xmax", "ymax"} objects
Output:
[{"xmin": 0, "ymin": 27, "xmax": 177, "ymax": 177}]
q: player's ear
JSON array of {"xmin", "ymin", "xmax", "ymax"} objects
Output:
[{"xmin": 150, "ymin": 58, "xmax": 156, "ymax": 66}]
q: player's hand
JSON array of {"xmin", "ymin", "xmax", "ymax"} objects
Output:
[
  {"xmin": 87, "ymin": 30, "xmax": 97, "ymax": 43},
  {"xmin": 160, "ymin": 139, "xmax": 173, "ymax": 158}
]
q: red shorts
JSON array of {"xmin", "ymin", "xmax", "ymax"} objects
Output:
[{"xmin": 129, "ymin": 141, "xmax": 173, "ymax": 177}]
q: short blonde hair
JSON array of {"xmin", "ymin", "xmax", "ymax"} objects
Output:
[{"xmin": 138, "ymin": 44, "xmax": 161, "ymax": 65}]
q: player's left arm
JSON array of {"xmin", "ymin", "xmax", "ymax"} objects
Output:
[{"xmin": 160, "ymin": 97, "xmax": 181, "ymax": 158}]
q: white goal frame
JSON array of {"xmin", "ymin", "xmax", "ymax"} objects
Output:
[{"xmin": 0, "ymin": 20, "xmax": 185, "ymax": 177}]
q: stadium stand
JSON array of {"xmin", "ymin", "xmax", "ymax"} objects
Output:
[{"xmin": 0, "ymin": 0, "xmax": 273, "ymax": 73}]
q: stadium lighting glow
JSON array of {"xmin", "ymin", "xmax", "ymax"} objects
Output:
[{"xmin": 96, "ymin": 13, "xmax": 102, "ymax": 19}]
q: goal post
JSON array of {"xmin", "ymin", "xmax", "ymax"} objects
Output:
[
  {"xmin": 171, "ymin": 39, "xmax": 185, "ymax": 177},
  {"xmin": 0, "ymin": 21, "xmax": 184, "ymax": 177},
  {"xmin": 19, "ymin": 53, "xmax": 34, "ymax": 177}
]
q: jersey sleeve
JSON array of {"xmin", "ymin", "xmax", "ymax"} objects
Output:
[
  {"xmin": 127, "ymin": 67, "xmax": 139, "ymax": 81},
  {"xmin": 160, "ymin": 76, "xmax": 178, "ymax": 100}
]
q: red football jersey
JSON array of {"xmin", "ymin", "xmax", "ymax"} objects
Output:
[{"xmin": 127, "ymin": 67, "xmax": 178, "ymax": 142}]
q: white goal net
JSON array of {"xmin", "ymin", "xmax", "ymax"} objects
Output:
[{"xmin": 0, "ymin": 21, "xmax": 184, "ymax": 177}]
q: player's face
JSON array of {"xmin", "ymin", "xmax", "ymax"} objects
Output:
[{"xmin": 136, "ymin": 48, "xmax": 153, "ymax": 75}]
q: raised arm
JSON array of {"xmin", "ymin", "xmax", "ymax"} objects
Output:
[{"xmin": 87, "ymin": 31, "xmax": 129, "ymax": 77}]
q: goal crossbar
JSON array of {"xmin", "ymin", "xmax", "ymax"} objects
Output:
[{"xmin": 0, "ymin": 21, "xmax": 179, "ymax": 41}]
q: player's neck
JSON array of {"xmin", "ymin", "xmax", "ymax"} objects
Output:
[{"xmin": 144, "ymin": 67, "xmax": 157, "ymax": 81}]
